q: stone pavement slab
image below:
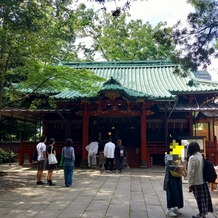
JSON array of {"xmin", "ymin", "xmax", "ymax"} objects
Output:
[{"xmin": 0, "ymin": 163, "xmax": 218, "ymax": 218}]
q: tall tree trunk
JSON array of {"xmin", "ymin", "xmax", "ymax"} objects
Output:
[
  {"xmin": 0, "ymin": 77, "xmax": 3, "ymax": 109},
  {"xmin": 0, "ymin": 58, "xmax": 5, "ymax": 109}
]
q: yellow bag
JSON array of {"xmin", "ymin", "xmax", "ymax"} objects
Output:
[
  {"xmin": 170, "ymin": 169, "xmax": 185, "ymax": 177},
  {"xmin": 170, "ymin": 166, "xmax": 187, "ymax": 177}
]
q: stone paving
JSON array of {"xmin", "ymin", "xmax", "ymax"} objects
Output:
[{"xmin": 0, "ymin": 163, "xmax": 218, "ymax": 218}]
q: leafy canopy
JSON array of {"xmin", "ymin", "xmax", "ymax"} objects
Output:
[
  {"xmin": 172, "ymin": 0, "xmax": 218, "ymax": 71},
  {"xmin": 0, "ymin": 0, "xmax": 103, "ymax": 109},
  {"xmin": 75, "ymin": 11, "xmax": 174, "ymax": 62}
]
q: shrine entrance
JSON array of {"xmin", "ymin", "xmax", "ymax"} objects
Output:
[{"xmin": 89, "ymin": 116, "xmax": 141, "ymax": 167}]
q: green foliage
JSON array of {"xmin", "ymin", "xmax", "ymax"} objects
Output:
[
  {"xmin": 5, "ymin": 62, "xmax": 105, "ymax": 109},
  {"xmin": 76, "ymin": 11, "xmax": 175, "ymax": 61},
  {"xmin": 0, "ymin": 148, "xmax": 17, "ymax": 163},
  {"xmin": 172, "ymin": 0, "xmax": 218, "ymax": 72},
  {"xmin": 0, "ymin": 117, "xmax": 36, "ymax": 141},
  {"xmin": 0, "ymin": 1, "xmax": 101, "ymax": 109},
  {"xmin": 194, "ymin": 123, "xmax": 208, "ymax": 130},
  {"xmin": 14, "ymin": 62, "xmax": 103, "ymax": 93}
]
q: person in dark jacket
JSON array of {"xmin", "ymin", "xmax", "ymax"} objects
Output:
[
  {"xmin": 115, "ymin": 139, "xmax": 126, "ymax": 173},
  {"xmin": 163, "ymin": 154, "xmax": 184, "ymax": 217}
]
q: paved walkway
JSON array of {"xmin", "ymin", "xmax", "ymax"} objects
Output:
[{"xmin": 0, "ymin": 163, "xmax": 218, "ymax": 218}]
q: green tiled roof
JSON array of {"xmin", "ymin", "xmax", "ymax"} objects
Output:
[
  {"xmin": 99, "ymin": 77, "xmax": 150, "ymax": 98},
  {"xmin": 55, "ymin": 60, "xmax": 218, "ymax": 101}
]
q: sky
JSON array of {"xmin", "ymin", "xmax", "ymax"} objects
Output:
[
  {"xmin": 75, "ymin": 0, "xmax": 218, "ymax": 81},
  {"xmin": 81, "ymin": 0, "xmax": 193, "ymax": 26}
]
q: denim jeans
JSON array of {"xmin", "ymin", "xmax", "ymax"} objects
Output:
[{"xmin": 64, "ymin": 166, "xmax": 74, "ymax": 187}]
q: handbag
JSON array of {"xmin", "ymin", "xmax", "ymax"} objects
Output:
[
  {"xmin": 48, "ymin": 146, "xmax": 58, "ymax": 165},
  {"xmin": 59, "ymin": 154, "xmax": 65, "ymax": 167},
  {"xmin": 169, "ymin": 161, "xmax": 187, "ymax": 177},
  {"xmin": 170, "ymin": 168, "xmax": 187, "ymax": 177}
]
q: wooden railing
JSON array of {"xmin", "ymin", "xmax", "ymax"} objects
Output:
[
  {"xmin": 205, "ymin": 140, "xmax": 218, "ymax": 165},
  {"xmin": 147, "ymin": 141, "xmax": 166, "ymax": 154}
]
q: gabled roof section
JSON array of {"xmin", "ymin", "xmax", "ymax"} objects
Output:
[
  {"xmin": 55, "ymin": 60, "xmax": 218, "ymax": 101},
  {"xmin": 99, "ymin": 76, "xmax": 150, "ymax": 99},
  {"xmin": 103, "ymin": 76, "xmax": 121, "ymax": 86}
]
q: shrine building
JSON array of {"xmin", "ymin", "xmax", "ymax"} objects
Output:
[{"xmin": 1, "ymin": 60, "xmax": 218, "ymax": 167}]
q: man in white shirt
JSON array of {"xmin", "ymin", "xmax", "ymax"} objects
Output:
[
  {"xmin": 36, "ymin": 135, "xmax": 47, "ymax": 185},
  {"xmin": 104, "ymin": 138, "xmax": 115, "ymax": 172}
]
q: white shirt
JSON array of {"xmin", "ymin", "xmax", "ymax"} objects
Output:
[
  {"xmin": 37, "ymin": 142, "xmax": 46, "ymax": 161},
  {"xmin": 104, "ymin": 142, "xmax": 115, "ymax": 158},
  {"xmin": 86, "ymin": 141, "xmax": 99, "ymax": 157}
]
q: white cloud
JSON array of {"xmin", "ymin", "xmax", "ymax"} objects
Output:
[
  {"xmin": 79, "ymin": 0, "xmax": 194, "ymax": 27},
  {"xmin": 128, "ymin": 0, "xmax": 194, "ymax": 27},
  {"xmin": 207, "ymin": 58, "xmax": 218, "ymax": 81}
]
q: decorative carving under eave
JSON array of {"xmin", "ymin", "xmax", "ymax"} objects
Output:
[
  {"xmin": 104, "ymin": 92, "xmax": 121, "ymax": 100},
  {"xmin": 76, "ymin": 109, "xmax": 154, "ymax": 117},
  {"xmin": 91, "ymin": 110, "xmax": 142, "ymax": 116},
  {"xmin": 77, "ymin": 95, "xmax": 155, "ymax": 116},
  {"xmin": 145, "ymin": 110, "xmax": 154, "ymax": 116},
  {"xmin": 81, "ymin": 100, "xmax": 90, "ymax": 104}
]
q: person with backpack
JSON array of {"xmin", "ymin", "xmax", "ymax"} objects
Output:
[
  {"xmin": 36, "ymin": 135, "xmax": 47, "ymax": 185},
  {"xmin": 187, "ymin": 142, "xmax": 213, "ymax": 218}
]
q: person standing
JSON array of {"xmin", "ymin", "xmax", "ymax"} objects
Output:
[
  {"xmin": 188, "ymin": 142, "xmax": 213, "ymax": 218},
  {"xmin": 85, "ymin": 138, "xmax": 99, "ymax": 168},
  {"xmin": 115, "ymin": 139, "xmax": 126, "ymax": 173},
  {"xmin": 163, "ymin": 154, "xmax": 184, "ymax": 217},
  {"xmin": 46, "ymin": 138, "xmax": 56, "ymax": 186},
  {"xmin": 36, "ymin": 135, "xmax": 47, "ymax": 185},
  {"xmin": 61, "ymin": 138, "xmax": 75, "ymax": 187},
  {"xmin": 104, "ymin": 138, "xmax": 115, "ymax": 173}
]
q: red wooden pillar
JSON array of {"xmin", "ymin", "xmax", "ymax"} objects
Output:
[
  {"xmin": 18, "ymin": 141, "xmax": 24, "ymax": 165},
  {"xmin": 82, "ymin": 111, "xmax": 89, "ymax": 161},
  {"xmin": 140, "ymin": 109, "xmax": 147, "ymax": 167}
]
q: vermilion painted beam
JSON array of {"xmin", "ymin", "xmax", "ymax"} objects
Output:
[{"xmin": 82, "ymin": 111, "xmax": 89, "ymax": 161}]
